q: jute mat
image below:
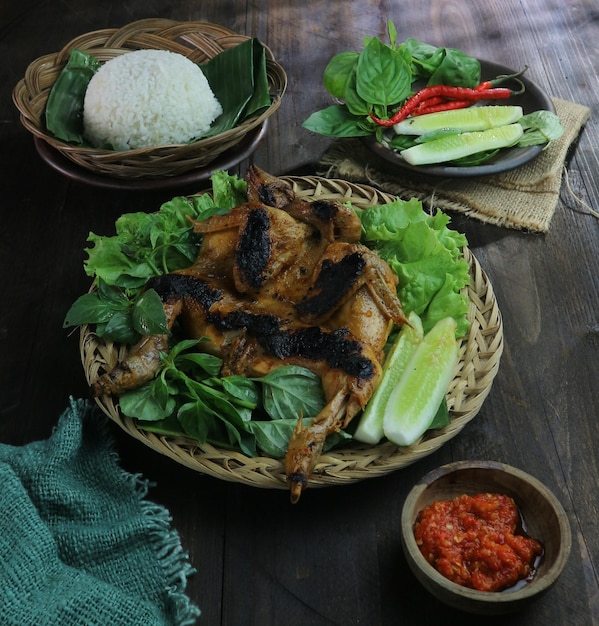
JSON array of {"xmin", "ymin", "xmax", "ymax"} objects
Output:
[{"xmin": 318, "ymin": 98, "xmax": 591, "ymax": 233}]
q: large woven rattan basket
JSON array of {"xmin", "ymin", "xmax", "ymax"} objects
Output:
[
  {"xmin": 81, "ymin": 176, "xmax": 503, "ymax": 491},
  {"xmin": 13, "ymin": 19, "xmax": 287, "ymax": 179}
]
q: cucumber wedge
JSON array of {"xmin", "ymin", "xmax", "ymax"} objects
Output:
[
  {"xmin": 393, "ymin": 105, "xmax": 523, "ymax": 136},
  {"xmin": 382, "ymin": 317, "xmax": 459, "ymax": 447},
  {"xmin": 400, "ymin": 123, "xmax": 524, "ymax": 166},
  {"xmin": 354, "ymin": 312, "xmax": 424, "ymax": 445}
]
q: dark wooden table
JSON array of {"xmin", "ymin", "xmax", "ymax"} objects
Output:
[{"xmin": 1, "ymin": 2, "xmax": 598, "ymax": 624}]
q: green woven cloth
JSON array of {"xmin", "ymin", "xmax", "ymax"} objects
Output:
[{"xmin": 0, "ymin": 398, "xmax": 200, "ymax": 626}]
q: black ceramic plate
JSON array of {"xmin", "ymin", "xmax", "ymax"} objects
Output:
[
  {"xmin": 361, "ymin": 60, "xmax": 554, "ymax": 178},
  {"xmin": 34, "ymin": 121, "xmax": 268, "ymax": 191}
]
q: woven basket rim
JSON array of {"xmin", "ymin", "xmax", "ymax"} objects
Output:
[
  {"xmin": 12, "ymin": 19, "xmax": 287, "ymax": 179},
  {"xmin": 81, "ymin": 176, "xmax": 504, "ymax": 491}
]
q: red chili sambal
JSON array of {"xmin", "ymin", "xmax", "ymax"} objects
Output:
[{"xmin": 413, "ymin": 493, "xmax": 543, "ymax": 592}]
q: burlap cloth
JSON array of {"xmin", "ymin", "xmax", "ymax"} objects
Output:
[{"xmin": 318, "ymin": 98, "xmax": 591, "ymax": 233}]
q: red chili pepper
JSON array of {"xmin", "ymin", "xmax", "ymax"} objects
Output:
[
  {"xmin": 413, "ymin": 98, "xmax": 473, "ymax": 116},
  {"xmin": 412, "ymin": 96, "xmax": 446, "ymax": 113},
  {"xmin": 370, "ymin": 85, "xmax": 517, "ymax": 127},
  {"xmin": 476, "ymin": 67, "xmax": 528, "ymax": 90}
]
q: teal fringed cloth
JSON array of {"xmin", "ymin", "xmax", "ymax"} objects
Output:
[{"xmin": 0, "ymin": 398, "xmax": 200, "ymax": 626}]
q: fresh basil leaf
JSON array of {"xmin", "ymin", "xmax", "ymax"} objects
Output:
[
  {"xmin": 450, "ymin": 149, "xmax": 501, "ymax": 166},
  {"xmin": 427, "ymin": 49, "xmax": 480, "ymax": 87},
  {"xmin": 248, "ymin": 418, "xmax": 353, "ymax": 458},
  {"xmin": 63, "ymin": 291, "xmax": 117, "ymax": 327},
  {"xmin": 344, "ymin": 67, "xmax": 371, "ymax": 116},
  {"xmin": 177, "ymin": 399, "xmax": 212, "ymax": 443},
  {"xmin": 302, "ymin": 105, "xmax": 372, "ymax": 137},
  {"xmin": 132, "ymin": 288, "xmax": 168, "ymax": 335},
  {"xmin": 403, "ymin": 39, "xmax": 439, "ymax": 76},
  {"xmin": 247, "ymin": 418, "xmax": 308, "ymax": 458},
  {"xmin": 177, "ymin": 397, "xmax": 257, "ymax": 456},
  {"xmin": 176, "ymin": 352, "xmax": 223, "ymax": 377},
  {"xmin": 387, "ymin": 20, "xmax": 398, "ymax": 49},
  {"xmin": 133, "ymin": 413, "xmax": 188, "ymax": 437},
  {"xmin": 220, "ymin": 375, "xmax": 260, "ymax": 409},
  {"xmin": 386, "ymin": 134, "xmax": 417, "ymax": 151},
  {"xmin": 120, "ymin": 377, "xmax": 178, "ymax": 421},
  {"xmin": 356, "ymin": 36, "xmax": 412, "ymax": 105},
  {"xmin": 168, "ymin": 338, "xmax": 205, "ymax": 360},
  {"xmin": 404, "ymin": 38, "xmax": 480, "ymax": 87},
  {"xmin": 323, "ymin": 51, "xmax": 360, "ymax": 98},
  {"xmin": 101, "ymin": 310, "xmax": 139, "ymax": 344},
  {"xmin": 256, "ymin": 365, "xmax": 326, "ymax": 421}
]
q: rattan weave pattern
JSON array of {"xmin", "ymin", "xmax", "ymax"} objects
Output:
[
  {"xmin": 12, "ymin": 18, "xmax": 287, "ymax": 179},
  {"xmin": 81, "ymin": 177, "xmax": 503, "ymax": 491}
]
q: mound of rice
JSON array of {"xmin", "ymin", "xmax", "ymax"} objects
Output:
[{"xmin": 83, "ymin": 49, "xmax": 223, "ymax": 151}]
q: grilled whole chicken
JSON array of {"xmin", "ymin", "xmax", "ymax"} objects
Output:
[{"xmin": 92, "ymin": 166, "xmax": 407, "ymax": 502}]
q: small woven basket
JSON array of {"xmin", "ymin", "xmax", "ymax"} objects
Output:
[
  {"xmin": 12, "ymin": 18, "xmax": 287, "ymax": 179},
  {"xmin": 81, "ymin": 177, "xmax": 504, "ymax": 490}
]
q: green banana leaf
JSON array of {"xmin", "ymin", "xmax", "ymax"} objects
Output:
[
  {"xmin": 200, "ymin": 37, "xmax": 271, "ymax": 137},
  {"xmin": 45, "ymin": 38, "xmax": 271, "ymax": 146},
  {"xmin": 45, "ymin": 49, "xmax": 100, "ymax": 143}
]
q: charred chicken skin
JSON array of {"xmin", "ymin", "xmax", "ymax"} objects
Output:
[{"xmin": 92, "ymin": 166, "xmax": 407, "ymax": 502}]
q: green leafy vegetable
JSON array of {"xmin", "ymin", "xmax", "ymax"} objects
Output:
[
  {"xmin": 64, "ymin": 171, "xmax": 247, "ymax": 343},
  {"xmin": 200, "ymin": 37, "xmax": 271, "ymax": 137},
  {"xmin": 517, "ymin": 110, "xmax": 564, "ymax": 146},
  {"xmin": 360, "ymin": 198, "xmax": 470, "ymax": 337},
  {"xmin": 45, "ymin": 49, "xmax": 100, "ymax": 143},
  {"xmin": 255, "ymin": 366, "xmax": 326, "ymax": 421},
  {"xmin": 402, "ymin": 38, "xmax": 480, "ymax": 86},
  {"xmin": 118, "ymin": 339, "xmax": 329, "ymax": 458},
  {"xmin": 355, "ymin": 36, "xmax": 412, "ymax": 106},
  {"xmin": 303, "ymin": 21, "xmax": 561, "ymax": 161},
  {"xmin": 323, "ymin": 51, "xmax": 360, "ymax": 98},
  {"xmin": 302, "ymin": 105, "xmax": 374, "ymax": 138}
]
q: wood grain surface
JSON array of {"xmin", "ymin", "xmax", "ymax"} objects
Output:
[{"xmin": 1, "ymin": 2, "xmax": 597, "ymax": 625}]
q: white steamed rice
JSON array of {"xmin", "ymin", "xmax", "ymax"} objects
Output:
[{"xmin": 83, "ymin": 49, "xmax": 223, "ymax": 151}]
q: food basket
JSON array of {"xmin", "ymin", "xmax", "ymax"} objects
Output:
[
  {"xmin": 12, "ymin": 18, "xmax": 287, "ymax": 179},
  {"xmin": 81, "ymin": 176, "xmax": 503, "ymax": 490}
]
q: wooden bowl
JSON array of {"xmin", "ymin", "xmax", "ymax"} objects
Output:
[
  {"xmin": 12, "ymin": 18, "xmax": 287, "ymax": 180},
  {"xmin": 401, "ymin": 460, "xmax": 571, "ymax": 614}
]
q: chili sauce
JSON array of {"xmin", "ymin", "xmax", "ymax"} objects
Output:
[{"xmin": 413, "ymin": 493, "xmax": 543, "ymax": 592}]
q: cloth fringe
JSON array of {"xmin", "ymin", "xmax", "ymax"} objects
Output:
[{"xmin": 132, "ymin": 474, "xmax": 201, "ymax": 626}]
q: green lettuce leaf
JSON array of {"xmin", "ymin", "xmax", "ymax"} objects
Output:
[{"xmin": 360, "ymin": 198, "xmax": 470, "ymax": 337}]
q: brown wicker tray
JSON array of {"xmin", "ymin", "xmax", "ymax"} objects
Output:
[
  {"xmin": 81, "ymin": 176, "xmax": 503, "ymax": 490},
  {"xmin": 13, "ymin": 19, "xmax": 287, "ymax": 179}
]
